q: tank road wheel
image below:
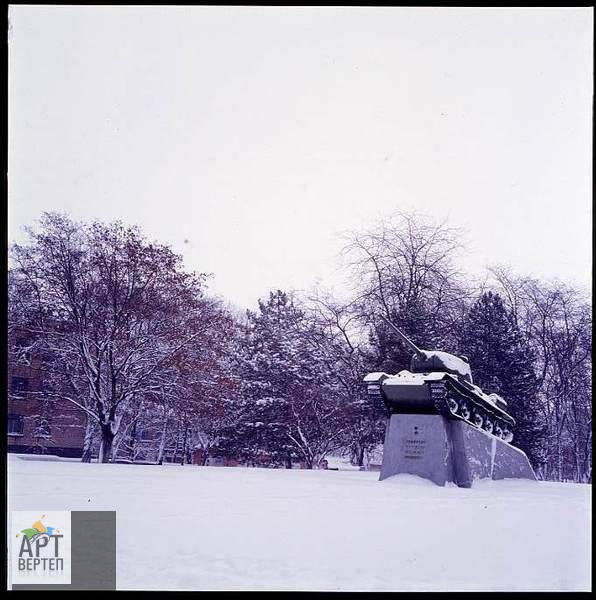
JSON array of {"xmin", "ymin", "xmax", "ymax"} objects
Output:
[
  {"xmin": 501, "ymin": 427, "xmax": 514, "ymax": 443},
  {"xmin": 459, "ymin": 402, "xmax": 471, "ymax": 421},
  {"xmin": 494, "ymin": 422, "xmax": 503, "ymax": 439},
  {"xmin": 447, "ymin": 397, "xmax": 458, "ymax": 415},
  {"xmin": 473, "ymin": 410, "xmax": 484, "ymax": 428},
  {"xmin": 483, "ymin": 417, "xmax": 494, "ymax": 434}
]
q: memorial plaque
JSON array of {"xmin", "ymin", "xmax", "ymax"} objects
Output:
[
  {"xmin": 380, "ymin": 413, "xmax": 536, "ymax": 487},
  {"xmin": 380, "ymin": 414, "xmax": 455, "ymax": 486}
]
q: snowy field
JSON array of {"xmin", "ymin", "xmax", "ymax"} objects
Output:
[{"xmin": 8, "ymin": 454, "xmax": 591, "ymax": 591}]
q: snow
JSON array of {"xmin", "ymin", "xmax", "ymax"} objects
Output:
[
  {"xmin": 384, "ymin": 370, "xmax": 444, "ymax": 386},
  {"xmin": 422, "ymin": 350, "xmax": 472, "ymax": 379},
  {"xmin": 489, "ymin": 436, "xmax": 497, "ymax": 478},
  {"xmin": 7, "ymin": 454, "xmax": 591, "ymax": 591},
  {"xmin": 363, "ymin": 372, "xmax": 389, "ymax": 382}
]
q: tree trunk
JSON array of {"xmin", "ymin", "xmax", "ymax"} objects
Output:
[
  {"xmin": 285, "ymin": 452, "xmax": 292, "ymax": 469},
  {"xmin": 99, "ymin": 424, "xmax": 115, "ymax": 463},
  {"xmin": 156, "ymin": 419, "xmax": 168, "ymax": 465},
  {"xmin": 583, "ymin": 431, "xmax": 592, "ymax": 483},
  {"xmin": 172, "ymin": 424, "xmax": 181, "ymax": 464},
  {"xmin": 81, "ymin": 417, "xmax": 96, "ymax": 463},
  {"xmin": 181, "ymin": 423, "xmax": 189, "ymax": 465},
  {"xmin": 357, "ymin": 446, "xmax": 365, "ymax": 467},
  {"xmin": 201, "ymin": 449, "xmax": 209, "ymax": 466},
  {"xmin": 129, "ymin": 420, "xmax": 138, "ymax": 463}
]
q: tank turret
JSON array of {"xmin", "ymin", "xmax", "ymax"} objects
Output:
[
  {"xmin": 380, "ymin": 316, "xmax": 473, "ymax": 383},
  {"xmin": 364, "ymin": 316, "xmax": 515, "ymax": 444}
]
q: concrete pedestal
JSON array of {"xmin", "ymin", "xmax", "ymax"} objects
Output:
[{"xmin": 380, "ymin": 413, "xmax": 536, "ymax": 488}]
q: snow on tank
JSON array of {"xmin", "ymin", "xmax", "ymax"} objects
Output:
[{"xmin": 364, "ymin": 316, "xmax": 516, "ymax": 444}]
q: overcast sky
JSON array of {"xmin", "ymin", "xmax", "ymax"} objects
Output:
[{"xmin": 8, "ymin": 6, "xmax": 593, "ymax": 309}]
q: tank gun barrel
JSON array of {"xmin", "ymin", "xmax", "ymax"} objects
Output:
[{"xmin": 379, "ymin": 315, "xmax": 424, "ymax": 357}]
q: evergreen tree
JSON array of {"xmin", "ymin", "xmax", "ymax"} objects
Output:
[
  {"xmin": 460, "ymin": 291, "xmax": 545, "ymax": 467},
  {"xmin": 219, "ymin": 290, "xmax": 347, "ymax": 468}
]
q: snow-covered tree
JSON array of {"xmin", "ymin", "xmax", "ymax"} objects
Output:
[
  {"xmin": 343, "ymin": 211, "xmax": 470, "ymax": 373},
  {"xmin": 221, "ymin": 290, "xmax": 349, "ymax": 468},
  {"xmin": 489, "ymin": 269, "xmax": 592, "ymax": 482},
  {"xmin": 459, "ymin": 291, "xmax": 545, "ymax": 467},
  {"xmin": 308, "ymin": 294, "xmax": 386, "ymax": 466},
  {"xmin": 9, "ymin": 212, "xmax": 221, "ymax": 462}
]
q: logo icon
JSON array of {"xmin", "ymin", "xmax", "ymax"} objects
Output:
[
  {"xmin": 11, "ymin": 511, "xmax": 71, "ymax": 586},
  {"xmin": 16, "ymin": 514, "xmax": 60, "ymax": 544}
]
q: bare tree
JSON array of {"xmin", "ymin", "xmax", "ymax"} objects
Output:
[
  {"xmin": 308, "ymin": 292, "xmax": 385, "ymax": 466},
  {"xmin": 490, "ymin": 267, "xmax": 592, "ymax": 482},
  {"xmin": 9, "ymin": 212, "xmax": 222, "ymax": 462},
  {"xmin": 342, "ymin": 210, "xmax": 470, "ymax": 372}
]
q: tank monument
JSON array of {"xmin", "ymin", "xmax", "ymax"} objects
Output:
[{"xmin": 364, "ymin": 316, "xmax": 536, "ymax": 488}]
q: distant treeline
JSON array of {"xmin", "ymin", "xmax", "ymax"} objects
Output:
[{"xmin": 7, "ymin": 212, "xmax": 591, "ymax": 482}]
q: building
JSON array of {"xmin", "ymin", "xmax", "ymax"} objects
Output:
[{"xmin": 7, "ymin": 343, "xmax": 86, "ymax": 458}]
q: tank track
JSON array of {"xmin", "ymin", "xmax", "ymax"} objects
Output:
[{"xmin": 429, "ymin": 380, "xmax": 514, "ymax": 443}]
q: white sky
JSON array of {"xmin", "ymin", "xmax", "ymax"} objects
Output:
[{"xmin": 8, "ymin": 6, "xmax": 593, "ymax": 309}]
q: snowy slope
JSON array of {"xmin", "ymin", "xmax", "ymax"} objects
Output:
[{"xmin": 7, "ymin": 455, "xmax": 591, "ymax": 591}]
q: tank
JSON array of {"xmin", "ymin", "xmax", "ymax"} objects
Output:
[{"xmin": 364, "ymin": 316, "xmax": 515, "ymax": 443}]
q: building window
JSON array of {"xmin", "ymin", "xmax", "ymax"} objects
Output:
[
  {"xmin": 8, "ymin": 415, "xmax": 25, "ymax": 436},
  {"xmin": 10, "ymin": 377, "xmax": 29, "ymax": 397}
]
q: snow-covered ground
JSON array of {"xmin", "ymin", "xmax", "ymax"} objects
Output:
[{"xmin": 8, "ymin": 454, "xmax": 591, "ymax": 591}]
